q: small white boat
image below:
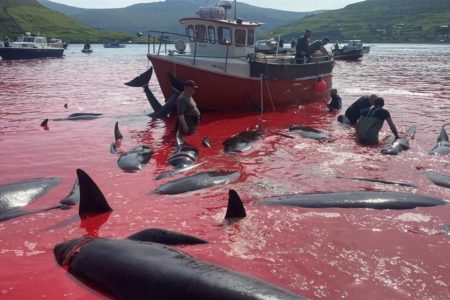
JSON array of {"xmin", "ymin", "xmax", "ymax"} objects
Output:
[{"xmin": 0, "ymin": 32, "xmax": 64, "ymax": 60}]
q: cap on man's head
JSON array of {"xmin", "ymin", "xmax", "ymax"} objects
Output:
[{"xmin": 184, "ymin": 80, "xmax": 199, "ymax": 89}]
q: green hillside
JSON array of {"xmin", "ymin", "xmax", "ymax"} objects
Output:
[
  {"xmin": 37, "ymin": 0, "xmax": 316, "ymax": 37},
  {"xmin": 268, "ymin": 0, "xmax": 450, "ymax": 43},
  {"xmin": 0, "ymin": 0, "xmax": 135, "ymax": 42}
]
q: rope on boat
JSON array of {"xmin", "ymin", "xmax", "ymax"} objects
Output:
[
  {"xmin": 265, "ymin": 79, "xmax": 276, "ymax": 112},
  {"xmin": 260, "ymin": 73, "xmax": 264, "ymax": 114}
]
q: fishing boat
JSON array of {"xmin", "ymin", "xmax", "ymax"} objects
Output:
[
  {"xmin": 332, "ymin": 40, "xmax": 364, "ymax": 60},
  {"xmin": 146, "ymin": 0, "xmax": 333, "ymax": 111},
  {"xmin": 0, "ymin": 32, "xmax": 64, "ymax": 60},
  {"xmin": 103, "ymin": 41, "xmax": 125, "ymax": 48}
]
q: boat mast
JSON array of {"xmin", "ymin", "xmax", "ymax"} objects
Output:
[{"xmin": 234, "ymin": 0, "xmax": 236, "ymax": 20}]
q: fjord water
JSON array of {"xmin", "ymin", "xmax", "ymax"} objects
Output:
[{"xmin": 0, "ymin": 44, "xmax": 449, "ymax": 299}]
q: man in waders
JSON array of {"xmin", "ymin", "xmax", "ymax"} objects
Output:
[{"xmin": 356, "ymin": 97, "xmax": 400, "ymax": 145}]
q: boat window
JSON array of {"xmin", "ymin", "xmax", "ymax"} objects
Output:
[
  {"xmin": 207, "ymin": 25, "xmax": 216, "ymax": 44},
  {"xmin": 218, "ymin": 27, "xmax": 232, "ymax": 45},
  {"xmin": 235, "ymin": 29, "xmax": 246, "ymax": 47},
  {"xmin": 186, "ymin": 25, "xmax": 195, "ymax": 42},
  {"xmin": 247, "ymin": 29, "xmax": 255, "ymax": 46},
  {"xmin": 195, "ymin": 25, "xmax": 207, "ymax": 42}
]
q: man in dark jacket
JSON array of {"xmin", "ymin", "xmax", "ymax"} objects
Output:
[
  {"xmin": 342, "ymin": 94, "xmax": 377, "ymax": 125},
  {"xmin": 295, "ymin": 29, "xmax": 311, "ymax": 64}
]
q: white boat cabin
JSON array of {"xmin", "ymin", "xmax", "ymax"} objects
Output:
[
  {"xmin": 12, "ymin": 33, "xmax": 48, "ymax": 48},
  {"xmin": 179, "ymin": 4, "xmax": 260, "ymax": 58}
]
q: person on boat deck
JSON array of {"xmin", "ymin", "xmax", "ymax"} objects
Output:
[
  {"xmin": 342, "ymin": 94, "xmax": 377, "ymax": 125},
  {"xmin": 356, "ymin": 97, "xmax": 400, "ymax": 145},
  {"xmin": 307, "ymin": 37, "xmax": 330, "ymax": 57},
  {"xmin": 327, "ymin": 88, "xmax": 342, "ymax": 111},
  {"xmin": 177, "ymin": 80, "xmax": 201, "ymax": 135},
  {"xmin": 295, "ymin": 29, "xmax": 311, "ymax": 64},
  {"xmin": 3, "ymin": 37, "xmax": 10, "ymax": 48}
]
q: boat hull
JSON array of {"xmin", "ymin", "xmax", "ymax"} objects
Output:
[
  {"xmin": 333, "ymin": 49, "xmax": 363, "ymax": 60},
  {"xmin": 148, "ymin": 55, "xmax": 333, "ymax": 111},
  {"xmin": 0, "ymin": 47, "xmax": 64, "ymax": 60}
]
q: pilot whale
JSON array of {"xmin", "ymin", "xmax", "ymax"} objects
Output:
[
  {"xmin": 0, "ymin": 168, "xmax": 111, "ymax": 223},
  {"xmin": 288, "ymin": 125, "xmax": 330, "ymax": 141},
  {"xmin": 126, "ymin": 67, "xmax": 179, "ymax": 118},
  {"xmin": 423, "ymin": 170, "xmax": 450, "ymax": 189},
  {"xmin": 155, "ymin": 171, "xmax": 240, "ymax": 195},
  {"xmin": 381, "ymin": 125, "xmax": 416, "ymax": 155},
  {"xmin": 40, "ymin": 113, "xmax": 103, "ymax": 126},
  {"xmin": 53, "ymin": 228, "xmax": 304, "ymax": 300},
  {"xmin": 428, "ymin": 126, "xmax": 450, "ymax": 155},
  {"xmin": 53, "ymin": 189, "xmax": 301, "ymax": 300},
  {"xmin": 110, "ymin": 122, "xmax": 153, "ymax": 172},
  {"xmin": 258, "ymin": 190, "xmax": 446, "ymax": 209},
  {"xmin": 223, "ymin": 130, "xmax": 263, "ymax": 153},
  {"xmin": 168, "ymin": 130, "xmax": 199, "ymax": 169}
]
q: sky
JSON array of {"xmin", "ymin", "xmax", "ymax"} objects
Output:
[{"xmin": 48, "ymin": 0, "xmax": 364, "ymax": 12}]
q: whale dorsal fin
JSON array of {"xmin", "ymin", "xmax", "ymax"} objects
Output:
[
  {"xmin": 40, "ymin": 119, "xmax": 49, "ymax": 127},
  {"xmin": 438, "ymin": 126, "xmax": 449, "ymax": 142},
  {"xmin": 225, "ymin": 189, "xmax": 246, "ymax": 219},
  {"xmin": 126, "ymin": 228, "xmax": 207, "ymax": 245},
  {"xmin": 76, "ymin": 169, "xmax": 113, "ymax": 218},
  {"xmin": 114, "ymin": 121, "xmax": 123, "ymax": 141}
]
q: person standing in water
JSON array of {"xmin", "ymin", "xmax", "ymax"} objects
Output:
[
  {"xmin": 326, "ymin": 88, "xmax": 342, "ymax": 111},
  {"xmin": 177, "ymin": 80, "xmax": 201, "ymax": 134}
]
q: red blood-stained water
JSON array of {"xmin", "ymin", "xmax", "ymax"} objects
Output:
[{"xmin": 0, "ymin": 44, "xmax": 449, "ymax": 299}]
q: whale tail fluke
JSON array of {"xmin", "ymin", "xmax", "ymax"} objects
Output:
[
  {"xmin": 224, "ymin": 189, "xmax": 246, "ymax": 219},
  {"xmin": 124, "ymin": 67, "xmax": 153, "ymax": 87},
  {"xmin": 127, "ymin": 228, "xmax": 208, "ymax": 245},
  {"xmin": 76, "ymin": 169, "xmax": 113, "ymax": 218},
  {"xmin": 167, "ymin": 72, "xmax": 184, "ymax": 93}
]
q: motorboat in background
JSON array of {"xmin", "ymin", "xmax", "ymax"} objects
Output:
[
  {"xmin": 146, "ymin": 0, "xmax": 333, "ymax": 112},
  {"xmin": 332, "ymin": 40, "xmax": 365, "ymax": 60},
  {"xmin": 103, "ymin": 41, "xmax": 125, "ymax": 48},
  {"xmin": 0, "ymin": 32, "xmax": 64, "ymax": 60},
  {"xmin": 48, "ymin": 38, "xmax": 69, "ymax": 49}
]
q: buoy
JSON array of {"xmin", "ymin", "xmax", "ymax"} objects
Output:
[{"xmin": 314, "ymin": 78, "xmax": 327, "ymax": 91}]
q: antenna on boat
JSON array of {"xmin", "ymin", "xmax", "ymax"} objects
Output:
[
  {"xmin": 218, "ymin": 0, "xmax": 233, "ymax": 20},
  {"xmin": 234, "ymin": 0, "xmax": 236, "ymax": 20}
]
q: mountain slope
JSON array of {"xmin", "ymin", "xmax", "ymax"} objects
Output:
[
  {"xmin": 270, "ymin": 0, "xmax": 450, "ymax": 42},
  {"xmin": 37, "ymin": 0, "xmax": 317, "ymax": 35},
  {"xmin": 0, "ymin": 0, "xmax": 134, "ymax": 42}
]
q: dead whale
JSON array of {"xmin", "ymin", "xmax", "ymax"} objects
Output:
[
  {"xmin": 258, "ymin": 190, "xmax": 446, "ymax": 209},
  {"xmin": 223, "ymin": 130, "xmax": 263, "ymax": 153},
  {"xmin": 110, "ymin": 122, "xmax": 153, "ymax": 172},
  {"xmin": 155, "ymin": 171, "xmax": 240, "ymax": 195},
  {"xmin": 167, "ymin": 130, "xmax": 199, "ymax": 169},
  {"xmin": 423, "ymin": 170, "xmax": 450, "ymax": 189},
  {"xmin": 288, "ymin": 125, "xmax": 330, "ymax": 141},
  {"xmin": 428, "ymin": 126, "xmax": 450, "ymax": 155},
  {"xmin": 381, "ymin": 125, "xmax": 416, "ymax": 155}
]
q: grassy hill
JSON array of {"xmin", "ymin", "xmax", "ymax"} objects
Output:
[
  {"xmin": 37, "ymin": 0, "xmax": 318, "ymax": 37},
  {"xmin": 268, "ymin": 0, "xmax": 450, "ymax": 43},
  {"xmin": 0, "ymin": 0, "xmax": 135, "ymax": 42}
]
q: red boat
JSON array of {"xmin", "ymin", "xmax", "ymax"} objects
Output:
[{"xmin": 147, "ymin": 0, "xmax": 334, "ymax": 112}]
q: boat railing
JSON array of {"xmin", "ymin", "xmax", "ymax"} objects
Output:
[{"xmin": 147, "ymin": 30, "xmax": 250, "ymax": 71}]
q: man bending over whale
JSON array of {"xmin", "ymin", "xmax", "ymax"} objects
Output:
[
  {"xmin": 176, "ymin": 80, "xmax": 201, "ymax": 134},
  {"xmin": 356, "ymin": 97, "xmax": 399, "ymax": 145}
]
